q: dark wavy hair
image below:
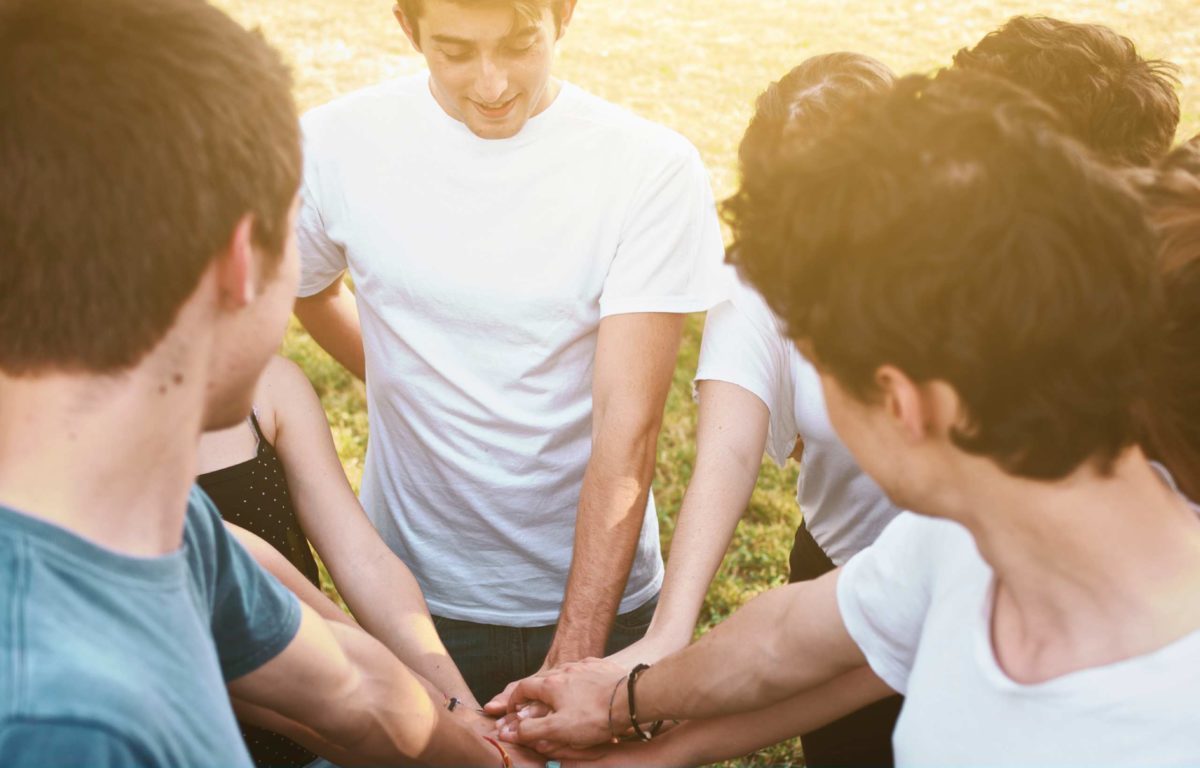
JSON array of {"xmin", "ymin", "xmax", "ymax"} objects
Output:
[
  {"xmin": 953, "ymin": 15, "xmax": 1180, "ymax": 166},
  {"xmin": 0, "ymin": 0, "xmax": 300, "ymax": 375},
  {"xmin": 725, "ymin": 69, "xmax": 1160, "ymax": 480},
  {"xmin": 1131, "ymin": 135, "xmax": 1200, "ymax": 500},
  {"xmin": 738, "ymin": 53, "xmax": 895, "ymax": 185}
]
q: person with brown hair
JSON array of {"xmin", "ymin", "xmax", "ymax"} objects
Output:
[
  {"xmin": 0, "ymin": 1, "xmax": 536, "ymax": 765},
  {"xmin": 294, "ymin": 0, "xmax": 728, "ymax": 707},
  {"xmin": 953, "ymin": 14, "xmax": 1180, "ymax": 166},
  {"xmin": 1133, "ymin": 135, "xmax": 1200, "ymax": 502},
  {"xmin": 598, "ymin": 52, "xmax": 905, "ymax": 768},
  {"xmin": 494, "ymin": 68, "xmax": 1200, "ymax": 766}
]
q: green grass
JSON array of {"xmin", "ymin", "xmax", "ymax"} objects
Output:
[{"xmin": 215, "ymin": 1, "xmax": 1200, "ymax": 764}]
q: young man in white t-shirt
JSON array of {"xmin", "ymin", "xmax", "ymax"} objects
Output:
[
  {"xmin": 293, "ymin": 0, "xmax": 726, "ymax": 705},
  {"xmin": 494, "ymin": 69, "xmax": 1200, "ymax": 765}
]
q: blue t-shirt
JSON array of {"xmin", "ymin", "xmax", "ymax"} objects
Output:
[{"xmin": 0, "ymin": 487, "xmax": 302, "ymax": 767}]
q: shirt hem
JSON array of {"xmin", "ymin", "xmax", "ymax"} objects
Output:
[
  {"xmin": 425, "ymin": 570, "xmax": 664, "ymax": 627},
  {"xmin": 220, "ymin": 592, "xmax": 303, "ymax": 681},
  {"xmin": 599, "ymin": 294, "xmax": 724, "ymax": 318}
]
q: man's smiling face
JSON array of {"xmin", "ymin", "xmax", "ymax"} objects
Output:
[{"xmin": 399, "ymin": 0, "xmax": 570, "ymax": 140}]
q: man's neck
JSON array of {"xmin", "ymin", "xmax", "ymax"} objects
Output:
[
  {"xmin": 944, "ymin": 449, "xmax": 1200, "ymax": 680},
  {"xmin": 0, "ymin": 363, "xmax": 206, "ymax": 557}
]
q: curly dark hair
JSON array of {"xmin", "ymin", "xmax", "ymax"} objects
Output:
[
  {"xmin": 725, "ymin": 68, "xmax": 1161, "ymax": 480},
  {"xmin": 738, "ymin": 53, "xmax": 895, "ymax": 186},
  {"xmin": 1131, "ymin": 135, "xmax": 1200, "ymax": 500},
  {"xmin": 952, "ymin": 15, "xmax": 1180, "ymax": 166}
]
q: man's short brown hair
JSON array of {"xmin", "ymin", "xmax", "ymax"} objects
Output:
[
  {"xmin": 0, "ymin": 0, "xmax": 301, "ymax": 375},
  {"xmin": 953, "ymin": 15, "xmax": 1180, "ymax": 166},
  {"xmin": 396, "ymin": 0, "xmax": 569, "ymax": 43}
]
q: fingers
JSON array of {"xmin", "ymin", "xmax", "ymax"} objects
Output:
[
  {"xmin": 484, "ymin": 679, "xmax": 521, "ymax": 715},
  {"xmin": 509, "ymin": 674, "xmax": 555, "ymax": 712},
  {"xmin": 499, "ymin": 710, "xmax": 563, "ymax": 744}
]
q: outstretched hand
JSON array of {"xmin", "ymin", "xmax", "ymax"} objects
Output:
[{"xmin": 497, "ymin": 657, "xmax": 628, "ymax": 751}]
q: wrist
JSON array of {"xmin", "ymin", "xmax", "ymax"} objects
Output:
[{"xmin": 481, "ymin": 736, "xmax": 512, "ymax": 768}]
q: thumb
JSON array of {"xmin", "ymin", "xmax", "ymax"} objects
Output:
[{"xmin": 484, "ymin": 680, "xmax": 519, "ymax": 715}]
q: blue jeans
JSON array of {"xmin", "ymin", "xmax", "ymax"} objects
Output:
[{"xmin": 432, "ymin": 593, "xmax": 659, "ymax": 704}]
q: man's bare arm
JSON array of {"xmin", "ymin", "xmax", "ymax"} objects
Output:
[
  {"xmin": 228, "ymin": 604, "xmax": 528, "ymax": 766},
  {"xmin": 546, "ymin": 312, "xmax": 684, "ymax": 667},
  {"xmin": 503, "ymin": 569, "xmax": 868, "ymax": 748},
  {"xmin": 294, "ymin": 277, "xmax": 365, "ymax": 381}
]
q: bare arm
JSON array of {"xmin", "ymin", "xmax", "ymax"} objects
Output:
[
  {"xmin": 553, "ymin": 667, "xmax": 891, "ymax": 767},
  {"xmin": 228, "ymin": 605, "xmax": 525, "ymax": 766},
  {"xmin": 504, "ymin": 569, "xmax": 868, "ymax": 748},
  {"xmin": 545, "ymin": 312, "xmax": 684, "ymax": 667},
  {"xmin": 223, "ymin": 520, "xmax": 355, "ymax": 626},
  {"xmin": 294, "ymin": 277, "xmax": 365, "ymax": 381},
  {"xmin": 608, "ymin": 379, "xmax": 769, "ymax": 668},
  {"xmin": 262, "ymin": 357, "xmax": 479, "ymax": 707}
]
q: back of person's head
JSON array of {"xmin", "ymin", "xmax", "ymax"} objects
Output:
[
  {"xmin": 725, "ymin": 68, "xmax": 1160, "ymax": 481},
  {"xmin": 952, "ymin": 15, "xmax": 1179, "ymax": 166},
  {"xmin": 738, "ymin": 52, "xmax": 895, "ymax": 183},
  {"xmin": 0, "ymin": 0, "xmax": 301, "ymax": 376},
  {"xmin": 1131, "ymin": 135, "xmax": 1200, "ymax": 500}
]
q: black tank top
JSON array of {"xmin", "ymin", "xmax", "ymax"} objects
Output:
[{"xmin": 196, "ymin": 411, "xmax": 319, "ymax": 768}]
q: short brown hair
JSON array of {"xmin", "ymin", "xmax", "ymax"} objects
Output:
[
  {"xmin": 738, "ymin": 53, "xmax": 895, "ymax": 187},
  {"xmin": 1132, "ymin": 135, "xmax": 1200, "ymax": 500},
  {"xmin": 397, "ymin": 0, "xmax": 569, "ymax": 44},
  {"xmin": 0, "ymin": 0, "xmax": 301, "ymax": 375},
  {"xmin": 953, "ymin": 15, "xmax": 1180, "ymax": 166},
  {"xmin": 726, "ymin": 69, "xmax": 1160, "ymax": 480}
]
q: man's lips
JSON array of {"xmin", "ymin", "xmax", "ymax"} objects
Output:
[{"xmin": 471, "ymin": 95, "xmax": 518, "ymax": 119}]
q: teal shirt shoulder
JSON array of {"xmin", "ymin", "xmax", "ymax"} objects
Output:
[{"xmin": 0, "ymin": 487, "xmax": 301, "ymax": 767}]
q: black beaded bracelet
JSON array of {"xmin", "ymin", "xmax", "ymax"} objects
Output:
[{"xmin": 627, "ymin": 664, "xmax": 664, "ymax": 742}]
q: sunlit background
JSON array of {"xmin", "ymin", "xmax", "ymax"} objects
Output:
[{"xmin": 212, "ymin": 2, "xmax": 1200, "ymax": 763}]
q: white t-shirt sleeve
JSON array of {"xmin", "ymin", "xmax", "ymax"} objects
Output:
[
  {"xmin": 598, "ymin": 142, "xmax": 727, "ymax": 317},
  {"xmin": 695, "ymin": 290, "xmax": 797, "ymax": 466},
  {"xmin": 837, "ymin": 512, "xmax": 943, "ymax": 694},
  {"xmin": 295, "ymin": 130, "xmax": 349, "ymax": 298}
]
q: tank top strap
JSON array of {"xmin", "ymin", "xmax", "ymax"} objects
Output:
[{"xmin": 248, "ymin": 408, "xmax": 268, "ymax": 449}]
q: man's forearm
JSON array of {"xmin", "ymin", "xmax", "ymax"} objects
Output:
[
  {"xmin": 548, "ymin": 421, "xmax": 659, "ymax": 665},
  {"xmin": 623, "ymin": 573, "xmax": 863, "ymax": 724},
  {"xmin": 653, "ymin": 666, "xmax": 891, "ymax": 767},
  {"xmin": 294, "ymin": 279, "xmax": 366, "ymax": 381},
  {"xmin": 230, "ymin": 609, "xmax": 501, "ymax": 766}
]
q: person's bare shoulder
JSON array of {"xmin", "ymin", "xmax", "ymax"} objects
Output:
[{"xmin": 253, "ymin": 355, "xmax": 316, "ymax": 442}]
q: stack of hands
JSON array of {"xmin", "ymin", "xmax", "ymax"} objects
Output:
[{"xmin": 477, "ymin": 651, "xmax": 681, "ymax": 768}]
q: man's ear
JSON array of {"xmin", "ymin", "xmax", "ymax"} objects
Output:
[
  {"xmin": 556, "ymin": 0, "xmax": 578, "ymax": 39},
  {"xmin": 214, "ymin": 213, "xmax": 257, "ymax": 309},
  {"xmin": 394, "ymin": 4, "xmax": 422, "ymax": 52},
  {"xmin": 875, "ymin": 364, "xmax": 927, "ymax": 443}
]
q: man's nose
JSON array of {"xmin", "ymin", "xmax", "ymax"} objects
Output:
[{"xmin": 475, "ymin": 56, "xmax": 509, "ymax": 104}]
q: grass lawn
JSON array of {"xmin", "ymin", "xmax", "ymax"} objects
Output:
[{"xmin": 213, "ymin": 1, "xmax": 1200, "ymax": 764}]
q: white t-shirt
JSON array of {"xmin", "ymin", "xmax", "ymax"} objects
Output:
[
  {"xmin": 839, "ymin": 510, "xmax": 1200, "ymax": 765},
  {"xmin": 297, "ymin": 73, "xmax": 727, "ymax": 625},
  {"xmin": 695, "ymin": 278, "xmax": 899, "ymax": 564}
]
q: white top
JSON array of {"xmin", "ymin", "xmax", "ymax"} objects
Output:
[
  {"xmin": 297, "ymin": 73, "xmax": 727, "ymax": 625},
  {"xmin": 695, "ymin": 278, "xmax": 899, "ymax": 564},
  {"xmin": 839, "ymin": 508, "xmax": 1200, "ymax": 765}
]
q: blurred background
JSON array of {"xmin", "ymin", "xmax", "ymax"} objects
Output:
[{"xmin": 212, "ymin": 1, "xmax": 1200, "ymax": 763}]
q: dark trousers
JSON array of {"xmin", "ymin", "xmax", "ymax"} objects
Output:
[
  {"xmin": 432, "ymin": 594, "xmax": 659, "ymax": 705},
  {"xmin": 790, "ymin": 523, "xmax": 903, "ymax": 768}
]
